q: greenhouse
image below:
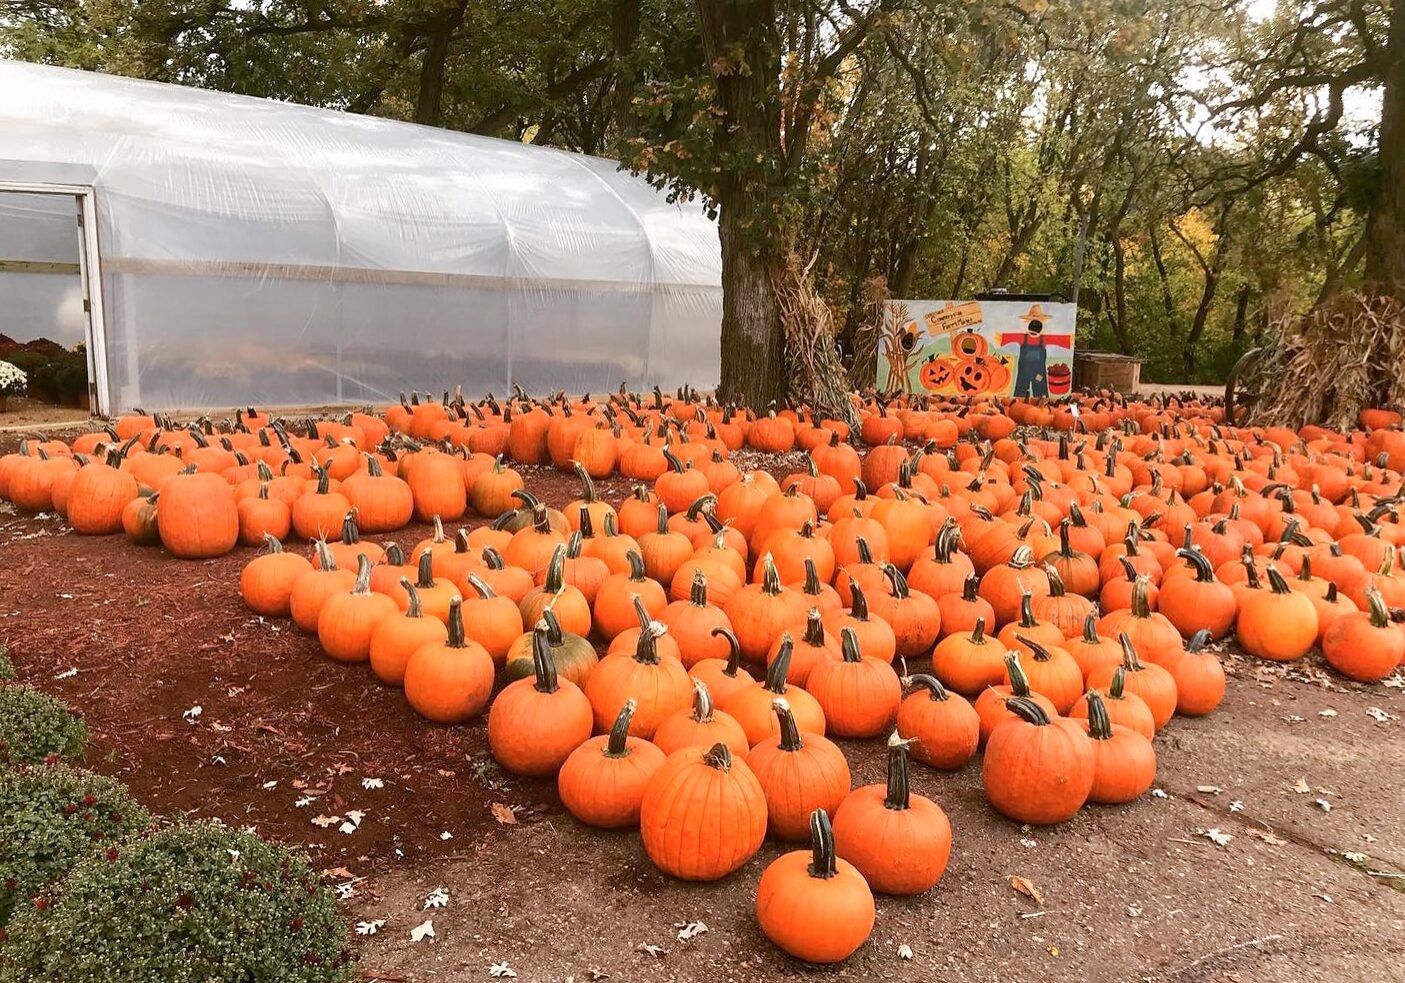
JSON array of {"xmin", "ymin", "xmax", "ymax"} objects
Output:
[{"xmin": 0, "ymin": 60, "xmax": 723, "ymax": 415}]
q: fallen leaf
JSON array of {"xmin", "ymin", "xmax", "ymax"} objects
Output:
[
  {"xmin": 1229, "ymin": 800, "xmax": 1244, "ymax": 813},
  {"xmin": 332, "ymin": 763, "xmax": 354, "ymax": 776},
  {"xmin": 1315, "ymin": 798, "xmax": 1332, "ymax": 812},
  {"xmin": 410, "ymin": 919, "xmax": 435, "ymax": 943},
  {"xmin": 439, "ymin": 831, "xmax": 453, "ymax": 841},
  {"xmin": 321, "ymin": 866, "xmax": 354, "ymax": 879},
  {"xmin": 1315, "ymin": 893, "xmax": 1333, "ymax": 903},
  {"xmin": 1151, "ymin": 788, "xmax": 1168, "ymax": 799},
  {"xmin": 1019, "ymin": 837, "xmax": 1037, "ymax": 849},
  {"xmin": 1291, "ymin": 778, "xmax": 1310, "ymax": 794},
  {"xmin": 676, "ymin": 921, "xmax": 708, "ymax": 941},
  {"xmin": 488, "ymin": 963, "xmax": 516, "ymax": 978},
  {"xmin": 637, "ymin": 943, "xmax": 665, "ymax": 958},
  {"xmin": 1343, "ymin": 851, "xmax": 1369, "ymax": 864},
  {"xmin": 1318, "ymin": 708, "xmax": 1338, "ymax": 718},
  {"xmin": 1047, "ymin": 944, "xmax": 1060, "ymax": 957},
  {"xmin": 897, "ymin": 943, "xmax": 914, "ymax": 960},
  {"xmin": 1201, "ymin": 828, "xmax": 1233, "ymax": 847},
  {"xmin": 310, "ymin": 814, "xmax": 339, "ymax": 829},
  {"xmin": 294, "ymin": 796, "xmax": 314, "ymax": 808},
  {"xmin": 1382, "ymin": 675, "xmax": 1403, "ymax": 689},
  {"xmin": 1009, "ymin": 875, "xmax": 1044, "ymax": 905},
  {"xmin": 1127, "ymin": 904, "xmax": 1142, "ymax": 917},
  {"xmin": 1246, "ymin": 828, "xmax": 1287, "ymax": 846},
  {"xmin": 1367, "ymin": 706, "xmax": 1394, "ymax": 723},
  {"xmin": 355, "ymin": 919, "xmax": 384, "ymax": 936},
  {"xmin": 261, "ymin": 780, "xmax": 278, "ymax": 791},
  {"xmin": 53, "ymin": 668, "xmax": 78, "ymax": 680},
  {"xmin": 423, "ymin": 886, "xmax": 450, "ymax": 909},
  {"xmin": 1196, "ymin": 785, "xmax": 1223, "ymax": 794},
  {"xmin": 490, "ymin": 802, "xmax": 518, "ymax": 825},
  {"xmin": 362, "ymin": 777, "xmax": 384, "ymax": 790},
  {"xmin": 183, "ymin": 705, "xmax": 203, "ymax": 724}
]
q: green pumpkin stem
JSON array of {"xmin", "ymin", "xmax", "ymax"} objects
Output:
[
  {"xmin": 604, "ymin": 699, "xmax": 637, "ymax": 758},
  {"xmin": 961, "ymin": 573, "xmax": 980, "ymax": 602},
  {"xmin": 530, "ymin": 623, "xmax": 561, "ymax": 694},
  {"xmin": 765, "ymin": 635, "xmax": 794, "ymax": 694},
  {"xmin": 626, "ymin": 549, "xmax": 648, "ymax": 582},
  {"xmin": 840, "ymin": 626, "xmax": 863, "ymax": 663},
  {"xmin": 398, "ymin": 577, "xmax": 424, "ymax": 618},
  {"xmin": 689, "ymin": 568, "xmax": 709, "ymax": 607},
  {"xmin": 806, "ymin": 809, "xmax": 839, "ymax": 880},
  {"xmin": 883, "ymin": 732, "xmax": 914, "ymax": 810},
  {"xmin": 1117, "ymin": 632, "xmax": 1144, "ymax": 671},
  {"xmin": 445, "ymin": 597, "xmax": 465, "ymax": 648},
  {"xmin": 691, "ymin": 679, "xmax": 715, "ymax": 722},
  {"xmin": 1004, "ymin": 652, "xmax": 1032, "ymax": 696},
  {"xmin": 1085, "ymin": 690, "xmax": 1115, "ymax": 741},
  {"xmin": 1080, "ymin": 611, "xmax": 1100, "ymax": 644},
  {"xmin": 1176, "ymin": 547, "xmax": 1215, "ymax": 582},
  {"xmin": 803, "ymin": 608, "xmax": 826, "ymax": 647},
  {"xmin": 773, "ymin": 698, "xmax": 805, "ymax": 751},
  {"xmin": 543, "ymin": 544, "xmax": 568, "ymax": 591},
  {"xmin": 710, "ymin": 626, "xmax": 746, "ymax": 679},
  {"xmin": 633, "ymin": 620, "xmax": 664, "ymax": 665},
  {"xmin": 905, "ymin": 673, "xmax": 950, "ymax": 702},
  {"xmin": 1004, "ymin": 695, "xmax": 1052, "ymax": 726},
  {"xmin": 850, "ymin": 579, "xmax": 872, "ymax": 620}
]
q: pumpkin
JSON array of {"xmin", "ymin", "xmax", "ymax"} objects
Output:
[
  {"xmin": 474, "ymin": 546, "xmax": 534, "ymax": 604},
  {"xmin": 291, "ymin": 466, "xmax": 352, "ymax": 542},
  {"xmin": 768, "ymin": 607, "xmax": 838, "ymax": 687},
  {"xmin": 723, "ymin": 635, "xmax": 827, "ymax": 745},
  {"xmin": 1087, "ymin": 634, "xmax": 1178, "ymax": 732},
  {"xmin": 67, "ymin": 456, "xmax": 138, "ymax": 535},
  {"xmin": 1322, "ymin": 587, "xmax": 1404, "ymax": 682},
  {"xmin": 745, "ymin": 699, "xmax": 851, "ymax": 841},
  {"xmin": 659, "ymin": 570, "xmax": 734, "ymax": 668},
  {"xmin": 974, "ymin": 652, "xmax": 1058, "ymax": 744},
  {"xmin": 236, "ymin": 483, "xmax": 291, "ymax": 545},
  {"xmin": 896, "ymin": 674, "xmax": 979, "ymax": 770},
  {"xmin": 1236, "ymin": 567, "xmax": 1319, "ymax": 662},
  {"xmin": 653, "ymin": 678, "xmax": 750, "ymax": 760},
  {"xmin": 1157, "ymin": 548, "xmax": 1237, "ymax": 640},
  {"xmin": 403, "ymin": 597, "xmax": 496, "ymax": 723},
  {"xmin": 593, "ymin": 550, "xmax": 667, "ymax": 641},
  {"xmin": 557, "ymin": 700, "xmax": 667, "ymax": 828},
  {"xmin": 1064, "ymin": 613, "xmax": 1124, "ymax": 684},
  {"xmin": 639, "ymin": 503, "xmax": 695, "ymax": 587},
  {"xmin": 487, "ymin": 623, "xmax": 594, "ymax": 776},
  {"xmin": 789, "ymin": 556, "xmax": 843, "ymax": 614},
  {"xmin": 460, "ymin": 574, "xmax": 524, "ymax": 664},
  {"xmin": 867, "ymin": 564, "xmax": 940, "ymax": 658},
  {"xmin": 689, "ymin": 626, "xmax": 757, "ymax": 706},
  {"xmin": 503, "ymin": 502, "xmax": 567, "ymax": 576},
  {"xmin": 821, "ymin": 580, "xmax": 898, "ymax": 667},
  {"xmin": 724, "ymin": 554, "xmax": 810, "ymax": 662},
  {"xmin": 502, "ymin": 608, "xmax": 599, "ymax": 688},
  {"xmin": 369, "ymin": 578, "xmax": 449, "ymax": 687},
  {"xmin": 639, "ymin": 742, "xmax": 768, "ymax": 880},
  {"xmin": 931, "ymin": 617, "xmax": 1006, "ymax": 696},
  {"xmin": 1166, "ymin": 630, "xmax": 1226, "ymax": 717},
  {"xmin": 341, "ymin": 455, "xmax": 413, "ymax": 533},
  {"xmin": 122, "ymin": 492, "xmax": 161, "ymax": 546},
  {"xmin": 937, "ymin": 574, "xmax": 997, "ymax": 639},
  {"xmin": 1004, "ymin": 635, "xmax": 1083, "ymax": 715},
  {"xmin": 982, "ymin": 696, "xmax": 1094, "ymax": 825},
  {"xmin": 583, "ymin": 620, "xmax": 692, "ymax": 738},
  {"xmin": 316, "ymin": 554, "xmax": 398, "ymax": 663},
  {"xmin": 907, "ymin": 521, "xmax": 975, "ymax": 603},
  {"xmin": 240, "ymin": 533, "xmax": 313, "ymax": 617},
  {"xmin": 806, "ymin": 627, "xmax": 901, "ymax": 738},
  {"xmin": 756, "ymin": 808, "xmax": 874, "ymax": 964},
  {"xmin": 1096, "ymin": 575, "xmax": 1183, "ymax": 668},
  {"xmin": 1030, "ymin": 566, "xmax": 1096, "ymax": 640},
  {"xmin": 468, "ymin": 455, "xmax": 525, "ymax": 517},
  {"xmin": 979, "ymin": 546, "xmax": 1050, "ymax": 628},
  {"xmin": 289, "ymin": 541, "xmax": 356, "ymax": 633},
  {"xmin": 832, "ymin": 733, "xmax": 952, "ymax": 895},
  {"xmin": 995, "ymin": 590, "xmax": 1067, "ymax": 653},
  {"xmin": 1040, "ymin": 519, "xmax": 1101, "ymax": 597},
  {"xmin": 156, "ymin": 469, "xmax": 239, "ymax": 559},
  {"xmin": 1080, "ymin": 691, "xmax": 1156, "ymax": 804},
  {"xmin": 520, "ymin": 545, "xmax": 593, "ymax": 638}
]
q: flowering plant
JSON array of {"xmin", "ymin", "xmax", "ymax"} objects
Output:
[{"xmin": 0, "ymin": 360, "xmax": 26, "ymax": 396}]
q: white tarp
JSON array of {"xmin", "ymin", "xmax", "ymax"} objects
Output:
[{"xmin": 0, "ymin": 60, "xmax": 723, "ymax": 411}]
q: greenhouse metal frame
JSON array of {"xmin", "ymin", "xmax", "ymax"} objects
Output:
[{"xmin": 0, "ymin": 60, "xmax": 723, "ymax": 415}]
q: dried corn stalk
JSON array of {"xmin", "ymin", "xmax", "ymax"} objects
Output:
[
  {"xmin": 847, "ymin": 274, "xmax": 889, "ymax": 390},
  {"xmin": 772, "ymin": 247, "xmax": 857, "ymax": 426},
  {"xmin": 1255, "ymin": 292, "xmax": 1405, "ymax": 429}
]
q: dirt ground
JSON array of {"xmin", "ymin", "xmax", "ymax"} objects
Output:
[{"xmin": 1, "ymin": 438, "xmax": 1404, "ymax": 983}]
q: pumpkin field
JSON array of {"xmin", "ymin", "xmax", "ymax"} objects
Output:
[{"xmin": 1, "ymin": 391, "xmax": 1404, "ymax": 982}]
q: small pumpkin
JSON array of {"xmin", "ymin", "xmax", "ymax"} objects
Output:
[
  {"xmin": 756, "ymin": 809, "xmax": 875, "ymax": 964},
  {"xmin": 896, "ymin": 674, "xmax": 979, "ymax": 771},
  {"xmin": 688, "ymin": 626, "xmax": 757, "ymax": 706},
  {"xmin": 369, "ymin": 578, "xmax": 449, "ymax": 687},
  {"xmin": 487, "ymin": 623, "xmax": 594, "ymax": 776},
  {"xmin": 1322, "ymin": 587, "xmax": 1404, "ymax": 682},
  {"xmin": 1080, "ymin": 691, "xmax": 1156, "ymax": 804},
  {"xmin": 982, "ymin": 696, "xmax": 1094, "ymax": 825},
  {"xmin": 1086, "ymin": 634, "xmax": 1178, "ymax": 732},
  {"xmin": 240, "ymin": 534, "xmax": 313, "ymax": 618},
  {"xmin": 403, "ymin": 597, "xmax": 496, "ymax": 723},
  {"xmin": 639, "ymin": 742, "xmax": 768, "ymax": 881},
  {"xmin": 317, "ymin": 554, "xmax": 399, "ymax": 663},
  {"xmin": 557, "ymin": 700, "xmax": 668, "ymax": 829},
  {"xmin": 832, "ymin": 732, "xmax": 952, "ymax": 895},
  {"xmin": 583, "ymin": 620, "xmax": 692, "ymax": 738},
  {"xmin": 722, "ymin": 635, "xmax": 827, "ymax": 745},
  {"xmin": 653, "ymin": 678, "xmax": 750, "ymax": 760},
  {"xmin": 746, "ymin": 699, "xmax": 851, "ymax": 841},
  {"xmin": 1236, "ymin": 567, "xmax": 1319, "ymax": 663},
  {"xmin": 806, "ymin": 627, "xmax": 902, "ymax": 738}
]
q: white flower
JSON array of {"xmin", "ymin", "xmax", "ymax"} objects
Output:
[{"xmin": 0, "ymin": 361, "xmax": 27, "ymax": 396}]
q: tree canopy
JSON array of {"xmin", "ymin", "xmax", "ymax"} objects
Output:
[{"xmin": 2, "ymin": 0, "xmax": 1394, "ymax": 390}]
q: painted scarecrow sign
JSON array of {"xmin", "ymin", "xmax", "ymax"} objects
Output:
[{"xmin": 878, "ymin": 299, "xmax": 1076, "ymax": 398}]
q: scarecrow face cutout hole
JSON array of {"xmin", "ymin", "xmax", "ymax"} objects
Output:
[
  {"xmin": 953, "ymin": 330, "xmax": 988, "ymax": 359},
  {"xmin": 1026, "ymin": 318, "xmax": 1044, "ymax": 336},
  {"xmin": 898, "ymin": 321, "xmax": 921, "ymax": 353}
]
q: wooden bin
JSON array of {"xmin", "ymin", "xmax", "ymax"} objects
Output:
[{"xmin": 1073, "ymin": 352, "xmax": 1142, "ymax": 393}]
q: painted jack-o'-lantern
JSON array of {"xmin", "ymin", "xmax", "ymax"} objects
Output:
[
  {"xmin": 920, "ymin": 355, "xmax": 956, "ymax": 392},
  {"xmin": 984, "ymin": 355, "xmax": 1012, "ymax": 392},
  {"xmin": 955, "ymin": 357, "xmax": 992, "ymax": 394},
  {"xmin": 952, "ymin": 330, "xmax": 989, "ymax": 360}
]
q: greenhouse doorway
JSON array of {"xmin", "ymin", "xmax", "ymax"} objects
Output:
[{"xmin": 0, "ymin": 184, "xmax": 109, "ymax": 416}]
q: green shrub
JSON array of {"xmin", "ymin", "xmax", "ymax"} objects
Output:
[
  {"xmin": 0, "ymin": 645, "xmax": 14, "ymax": 682},
  {"xmin": 0, "ymin": 822, "xmax": 353, "ymax": 983},
  {"xmin": 0, "ymin": 686, "xmax": 86, "ymax": 767},
  {"xmin": 0, "ymin": 353, "xmax": 46, "ymax": 389},
  {"xmin": 0, "ymin": 764, "xmax": 151, "ymax": 924}
]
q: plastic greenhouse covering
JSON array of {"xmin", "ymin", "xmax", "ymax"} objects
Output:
[{"xmin": 0, "ymin": 60, "xmax": 724, "ymax": 413}]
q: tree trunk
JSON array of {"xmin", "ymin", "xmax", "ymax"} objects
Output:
[
  {"xmin": 610, "ymin": 0, "xmax": 641, "ymax": 144},
  {"xmin": 695, "ymin": 0, "xmax": 787, "ymax": 408},
  {"xmin": 414, "ymin": 1, "xmax": 467, "ymax": 126},
  {"xmin": 1110, "ymin": 236, "xmax": 1131, "ymax": 354},
  {"xmin": 1364, "ymin": 0, "xmax": 1405, "ymax": 298},
  {"xmin": 1231, "ymin": 283, "xmax": 1252, "ymax": 343}
]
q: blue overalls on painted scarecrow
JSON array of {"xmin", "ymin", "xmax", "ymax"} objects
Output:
[{"xmin": 998, "ymin": 304, "xmax": 1072, "ymax": 398}]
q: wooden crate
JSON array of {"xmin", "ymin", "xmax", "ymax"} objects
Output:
[{"xmin": 1074, "ymin": 352, "xmax": 1142, "ymax": 393}]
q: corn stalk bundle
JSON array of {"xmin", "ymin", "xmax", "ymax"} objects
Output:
[
  {"xmin": 773, "ymin": 247, "xmax": 858, "ymax": 426},
  {"xmin": 847, "ymin": 274, "xmax": 890, "ymax": 390},
  {"xmin": 1255, "ymin": 291, "xmax": 1405, "ymax": 429}
]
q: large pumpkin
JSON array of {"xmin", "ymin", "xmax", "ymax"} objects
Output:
[
  {"xmin": 156, "ymin": 470, "xmax": 238, "ymax": 559},
  {"xmin": 639, "ymin": 743, "xmax": 767, "ymax": 881}
]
